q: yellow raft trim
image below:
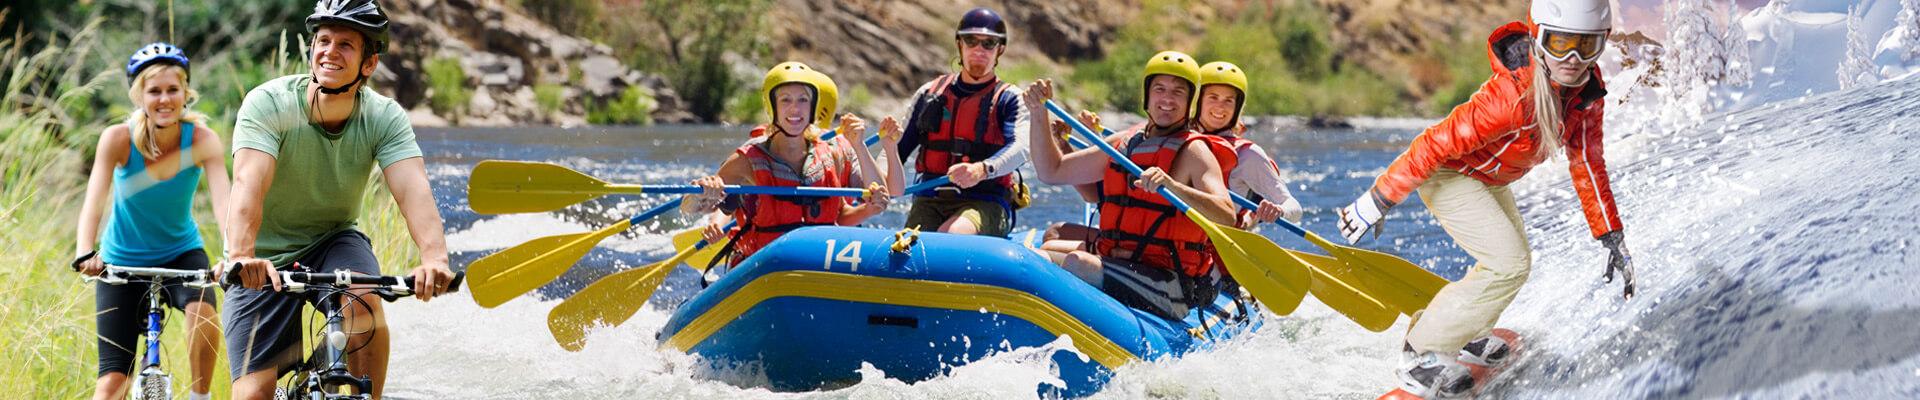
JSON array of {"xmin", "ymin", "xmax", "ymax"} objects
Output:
[{"xmin": 660, "ymin": 270, "xmax": 1140, "ymax": 368}]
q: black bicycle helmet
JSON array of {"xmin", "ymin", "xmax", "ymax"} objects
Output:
[{"xmin": 306, "ymin": 0, "xmax": 389, "ymax": 54}]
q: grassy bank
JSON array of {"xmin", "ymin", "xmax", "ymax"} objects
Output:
[{"xmin": 1, "ymin": 10, "xmax": 423, "ymax": 398}]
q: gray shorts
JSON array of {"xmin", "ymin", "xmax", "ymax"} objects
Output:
[
  {"xmin": 1100, "ymin": 258, "xmax": 1203, "ymax": 321},
  {"xmin": 223, "ymin": 230, "xmax": 380, "ymax": 379}
]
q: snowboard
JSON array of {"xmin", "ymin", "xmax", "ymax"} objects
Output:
[{"xmin": 1378, "ymin": 328, "xmax": 1524, "ymax": 399}]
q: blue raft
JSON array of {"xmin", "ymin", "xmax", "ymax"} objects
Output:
[{"xmin": 656, "ymin": 226, "xmax": 1261, "ymax": 396}]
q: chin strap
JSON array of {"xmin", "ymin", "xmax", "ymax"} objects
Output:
[{"xmin": 314, "ymin": 71, "xmax": 363, "ymax": 95}]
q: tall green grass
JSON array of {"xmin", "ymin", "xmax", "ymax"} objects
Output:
[{"xmin": 1, "ymin": 11, "xmax": 425, "ymax": 398}]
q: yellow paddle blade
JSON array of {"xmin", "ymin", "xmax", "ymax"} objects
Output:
[
  {"xmin": 468, "ymin": 219, "xmax": 632, "ymax": 308},
  {"xmin": 1288, "ymin": 250, "xmax": 1397, "ymax": 332},
  {"xmin": 1187, "ymin": 209, "xmax": 1312, "ymax": 315},
  {"xmin": 547, "ymin": 246, "xmax": 700, "ymax": 351},
  {"xmin": 467, "ymin": 160, "xmax": 640, "ymax": 214},
  {"xmin": 1304, "ymin": 232, "xmax": 1448, "ymax": 316},
  {"xmin": 671, "ymin": 227, "xmax": 726, "ymax": 272}
]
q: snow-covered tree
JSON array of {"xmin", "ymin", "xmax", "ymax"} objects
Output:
[
  {"xmin": 1839, "ymin": 6, "xmax": 1880, "ymax": 89},
  {"xmin": 1664, "ymin": 0, "xmax": 1725, "ymax": 84},
  {"xmin": 1656, "ymin": 0, "xmax": 1730, "ymax": 125},
  {"xmin": 1721, "ymin": 3, "xmax": 1754, "ymax": 88},
  {"xmin": 1898, "ymin": 0, "xmax": 1920, "ymax": 62}
]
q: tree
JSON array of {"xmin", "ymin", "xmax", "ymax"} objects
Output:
[
  {"xmin": 1721, "ymin": 3, "xmax": 1754, "ymax": 88},
  {"xmin": 1839, "ymin": 6, "xmax": 1880, "ymax": 90},
  {"xmin": 632, "ymin": 0, "xmax": 773, "ymax": 123},
  {"xmin": 1657, "ymin": 0, "xmax": 1725, "ymax": 124},
  {"xmin": 1898, "ymin": 0, "xmax": 1920, "ymax": 62}
]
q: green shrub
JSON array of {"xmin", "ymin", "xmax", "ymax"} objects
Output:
[
  {"xmin": 534, "ymin": 83, "xmax": 565, "ymax": 116},
  {"xmin": 723, "ymin": 85, "xmax": 764, "ymax": 124},
  {"xmin": 588, "ymin": 84, "xmax": 656, "ymax": 125},
  {"xmin": 424, "ymin": 56, "xmax": 469, "ymax": 118}
]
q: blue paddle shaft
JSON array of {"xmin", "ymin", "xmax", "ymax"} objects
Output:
[
  {"xmin": 1230, "ymin": 192, "xmax": 1309, "ymax": 236},
  {"xmin": 643, "ymin": 185, "xmax": 870, "ymax": 197},
  {"xmin": 1044, "ymin": 101, "xmax": 1193, "ymax": 213},
  {"xmin": 1048, "ymin": 104, "xmax": 1312, "ymax": 237},
  {"xmin": 816, "ymin": 129, "xmax": 883, "ymax": 148},
  {"xmin": 626, "ymin": 197, "xmax": 686, "ymax": 225},
  {"xmin": 692, "ymin": 220, "xmax": 739, "ymax": 249}
]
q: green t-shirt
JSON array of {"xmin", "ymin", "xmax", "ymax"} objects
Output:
[{"xmin": 232, "ymin": 75, "xmax": 422, "ymax": 267}]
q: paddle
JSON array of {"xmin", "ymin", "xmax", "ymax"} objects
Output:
[
  {"xmin": 1072, "ymin": 122, "xmax": 1442, "ymax": 316},
  {"xmin": 466, "ymin": 184, "xmax": 876, "ymax": 308},
  {"xmin": 1227, "ymin": 193, "xmax": 1446, "ymax": 316},
  {"xmin": 468, "ymin": 161, "xmax": 870, "ymax": 214},
  {"xmin": 548, "ymin": 222, "xmax": 732, "ymax": 351},
  {"xmin": 1071, "ymin": 120, "xmax": 1443, "ymax": 316},
  {"xmin": 1044, "ymin": 100, "xmax": 1310, "ymax": 315},
  {"xmin": 666, "ymin": 130, "xmax": 886, "ymax": 269},
  {"xmin": 549, "ymin": 175, "xmax": 956, "ymax": 350},
  {"xmin": 1060, "ymin": 123, "xmax": 1393, "ymax": 330}
]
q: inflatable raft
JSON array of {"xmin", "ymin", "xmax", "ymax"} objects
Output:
[{"xmin": 656, "ymin": 226, "xmax": 1261, "ymax": 396}]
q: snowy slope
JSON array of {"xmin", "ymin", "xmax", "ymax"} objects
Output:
[{"xmin": 1490, "ymin": 74, "xmax": 1920, "ymax": 398}]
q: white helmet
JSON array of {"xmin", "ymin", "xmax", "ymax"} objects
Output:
[{"xmin": 1531, "ymin": 0, "xmax": 1612, "ymax": 34}]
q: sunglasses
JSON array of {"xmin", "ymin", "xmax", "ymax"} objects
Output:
[
  {"xmin": 1538, "ymin": 28, "xmax": 1607, "ymax": 62},
  {"xmin": 959, "ymin": 35, "xmax": 1003, "ymax": 50}
]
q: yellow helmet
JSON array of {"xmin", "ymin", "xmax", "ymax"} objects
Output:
[
  {"xmin": 1197, "ymin": 61, "xmax": 1248, "ymax": 128},
  {"xmin": 1141, "ymin": 51, "xmax": 1201, "ymax": 120},
  {"xmin": 761, "ymin": 62, "xmax": 839, "ymax": 130}
]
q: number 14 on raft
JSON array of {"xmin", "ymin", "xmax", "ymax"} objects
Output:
[{"xmin": 822, "ymin": 240, "xmax": 863, "ymax": 272}]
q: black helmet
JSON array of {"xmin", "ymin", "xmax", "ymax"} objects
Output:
[
  {"xmin": 306, "ymin": 0, "xmax": 389, "ymax": 54},
  {"xmin": 955, "ymin": 7, "xmax": 1007, "ymax": 40}
]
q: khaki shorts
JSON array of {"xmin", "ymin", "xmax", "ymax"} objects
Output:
[{"xmin": 904, "ymin": 196, "xmax": 1011, "ymax": 237}]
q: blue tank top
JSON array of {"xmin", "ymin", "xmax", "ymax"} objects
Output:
[{"xmin": 100, "ymin": 123, "xmax": 205, "ymax": 267}]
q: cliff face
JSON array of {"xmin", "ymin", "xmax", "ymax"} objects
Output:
[
  {"xmin": 378, "ymin": 0, "xmax": 1533, "ymax": 125},
  {"xmin": 1311, "ymin": 0, "xmax": 1528, "ymax": 97},
  {"xmin": 761, "ymin": 0, "xmax": 1527, "ymax": 116},
  {"xmin": 763, "ymin": 0, "xmax": 1132, "ymax": 116},
  {"xmin": 377, "ymin": 0, "xmax": 692, "ymax": 126}
]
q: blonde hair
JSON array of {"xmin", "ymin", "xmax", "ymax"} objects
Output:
[
  {"xmin": 125, "ymin": 64, "xmax": 208, "ymax": 159},
  {"xmin": 1528, "ymin": 54, "xmax": 1565, "ymax": 160}
]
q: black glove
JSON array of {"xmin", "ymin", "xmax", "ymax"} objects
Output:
[
  {"xmin": 1598, "ymin": 231, "xmax": 1635, "ymax": 300},
  {"xmin": 71, "ymin": 250, "xmax": 97, "ymax": 272}
]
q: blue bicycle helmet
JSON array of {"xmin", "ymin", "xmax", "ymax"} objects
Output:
[{"xmin": 126, "ymin": 42, "xmax": 189, "ymax": 79}]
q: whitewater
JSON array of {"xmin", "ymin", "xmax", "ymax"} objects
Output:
[{"xmin": 372, "ymin": 2, "xmax": 1920, "ymax": 396}]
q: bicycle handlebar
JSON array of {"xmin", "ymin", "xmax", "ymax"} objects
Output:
[
  {"xmin": 85, "ymin": 265, "xmax": 220, "ymax": 288},
  {"xmin": 222, "ymin": 262, "xmax": 466, "ymax": 301}
]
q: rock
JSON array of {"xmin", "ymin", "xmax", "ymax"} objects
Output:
[
  {"xmin": 766, "ymin": 0, "xmax": 1133, "ymax": 118},
  {"xmin": 577, "ymin": 55, "xmax": 627, "ymax": 97},
  {"xmin": 469, "ymin": 88, "xmax": 497, "ymax": 115},
  {"xmin": 1311, "ymin": 0, "xmax": 1528, "ymax": 98},
  {"xmin": 408, "ymin": 106, "xmax": 450, "ymax": 127},
  {"xmin": 378, "ymin": 0, "xmax": 689, "ymax": 126}
]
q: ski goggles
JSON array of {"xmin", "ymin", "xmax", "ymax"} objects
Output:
[
  {"xmin": 959, "ymin": 35, "xmax": 1003, "ymax": 50},
  {"xmin": 1537, "ymin": 27, "xmax": 1608, "ymax": 62}
]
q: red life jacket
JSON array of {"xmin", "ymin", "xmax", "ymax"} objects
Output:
[
  {"xmin": 730, "ymin": 136, "xmax": 853, "ymax": 264},
  {"xmin": 915, "ymin": 74, "xmax": 1015, "ymax": 194},
  {"xmin": 1095, "ymin": 128, "xmax": 1237, "ymax": 278},
  {"xmin": 1209, "ymin": 131, "xmax": 1260, "ymax": 222}
]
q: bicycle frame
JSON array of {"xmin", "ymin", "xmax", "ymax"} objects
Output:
[
  {"xmin": 87, "ymin": 264, "xmax": 214, "ymax": 400},
  {"xmin": 224, "ymin": 266, "xmax": 463, "ymax": 400}
]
